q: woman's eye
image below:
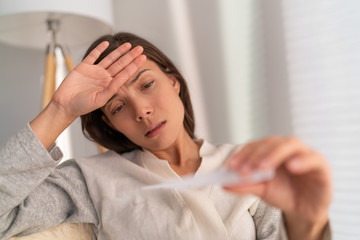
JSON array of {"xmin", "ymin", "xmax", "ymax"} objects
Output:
[
  {"xmin": 113, "ymin": 103, "xmax": 125, "ymax": 114},
  {"xmin": 143, "ymin": 80, "xmax": 154, "ymax": 89}
]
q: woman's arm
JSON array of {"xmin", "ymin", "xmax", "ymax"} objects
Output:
[
  {"xmin": 225, "ymin": 137, "xmax": 332, "ymax": 240},
  {"xmin": 252, "ymin": 200, "xmax": 284, "ymax": 239},
  {"xmin": 30, "ymin": 41, "xmax": 146, "ymax": 149},
  {"xmin": 0, "ymin": 125, "xmax": 97, "ymax": 239},
  {"xmin": 0, "ymin": 41, "xmax": 146, "ymax": 239}
]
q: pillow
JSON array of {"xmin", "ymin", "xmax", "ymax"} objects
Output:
[{"xmin": 8, "ymin": 223, "xmax": 94, "ymax": 240}]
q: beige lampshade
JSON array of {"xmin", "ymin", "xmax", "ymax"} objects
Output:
[{"xmin": 0, "ymin": 0, "xmax": 114, "ymax": 49}]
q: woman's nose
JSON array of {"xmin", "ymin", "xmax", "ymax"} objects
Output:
[
  {"xmin": 137, "ymin": 110, "xmax": 152, "ymax": 121},
  {"xmin": 133, "ymin": 99, "xmax": 152, "ymax": 121}
]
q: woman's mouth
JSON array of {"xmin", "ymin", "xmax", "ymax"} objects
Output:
[{"xmin": 145, "ymin": 121, "xmax": 167, "ymax": 138}]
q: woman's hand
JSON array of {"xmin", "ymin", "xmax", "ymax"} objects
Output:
[
  {"xmin": 30, "ymin": 41, "xmax": 146, "ymax": 149},
  {"xmin": 225, "ymin": 137, "xmax": 332, "ymax": 240},
  {"xmin": 52, "ymin": 41, "xmax": 146, "ymax": 119}
]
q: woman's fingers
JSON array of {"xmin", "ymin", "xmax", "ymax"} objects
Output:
[
  {"xmin": 225, "ymin": 136, "xmax": 332, "ymax": 230},
  {"xmin": 82, "ymin": 41, "xmax": 110, "ymax": 64},
  {"xmin": 97, "ymin": 42, "xmax": 132, "ymax": 69},
  {"xmin": 114, "ymin": 54, "xmax": 147, "ymax": 80},
  {"xmin": 99, "ymin": 54, "xmax": 147, "ymax": 102},
  {"xmin": 258, "ymin": 138, "xmax": 309, "ymax": 170},
  {"xmin": 83, "ymin": 42, "xmax": 143, "ymax": 79},
  {"xmin": 224, "ymin": 182, "xmax": 267, "ymax": 198},
  {"xmin": 239, "ymin": 137, "xmax": 283, "ymax": 170},
  {"xmin": 285, "ymin": 150, "xmax": 330, "ymax": 177},
  {"xmin": 228, "ymin": 137, "xmax": 310, "ymax": 173},
  {"xmin": 106, "ymin": 45, "xmax": 144, "ymax": 77},
  {"xmin": 227, "ymin": 141, "xmax": 260, "ymax": 170},
  {"xmin": 246, "ymin": 138, "xmax": 302, "ymax": 170}
]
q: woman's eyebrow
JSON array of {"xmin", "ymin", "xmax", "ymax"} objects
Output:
[
  {"xmin": 129, "ymin": 69, "xmax": 150, "ymax": 85},
  {"xmin": 104, "ymin": 94, "xmax": 118, "ymax": 109},
  {"xmin": 104, "ymin": 69, "xmax": 151, "ymax": 109}
]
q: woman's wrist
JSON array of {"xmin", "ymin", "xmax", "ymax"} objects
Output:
[
  {"xmin": 284, "ymin": 212, "xmax": 329, "ymax": 240},
  {"xmin": 29, "ymin": 100, "xmax": 77, "ymax": 150}
]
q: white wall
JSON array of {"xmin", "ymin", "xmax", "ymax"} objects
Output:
[
  {"xmin": 0, "ymin": 0, "xmax": 291, "ymax": 156},
  {"xmin": 0, "ymin": 36, "xmax": 99, "ymax": 158},
  {"xmin": 0, "ymin": 43, "xmax": 43, "ymax": 142},
  {"xmin": 186, "ymin": 0, "xmax": 232, "ymax": 143},
  {"xmin": 0, "ymin": 0, "xmax": 232, "ymax": 153},
  {"xmin": 281, "ymin": 1, "xmax": 360, "ymax": 238},
  {"xmin": 261, "ymin": 0, "xmax": 293, "ymax": 136},
  {"xmin": 1, "ymin": 1, "xmax": 359, "ymax": 238}
]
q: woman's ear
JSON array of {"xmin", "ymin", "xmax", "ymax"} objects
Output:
[{"xmin": 168, "ymin": 75, "xmax": 181, "ymax": 94}]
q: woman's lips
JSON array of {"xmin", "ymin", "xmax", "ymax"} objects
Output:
[{"xmin": 145, "ymin": 121, "xmax": 167, "ymax": 138}]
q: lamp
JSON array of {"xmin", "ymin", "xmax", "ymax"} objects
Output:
[
  {"xmin": 0, "ymin": 0, "xmax": 114, "ymax": 153},
  {"xmin": 0, "ymin": 0, "xmax": 114, "ymax": 108}
]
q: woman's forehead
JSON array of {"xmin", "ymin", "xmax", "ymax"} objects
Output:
[
  {"xmin": 138, "ymin": 59, "xmax": 159, "ymax": 71},
  {"xmin": 130, "ymin": 60, "xmax": 161, "ymax": 79},
  {"xmin": 123, "ymin": 60, "xmax": 161, "ymax": 87}
]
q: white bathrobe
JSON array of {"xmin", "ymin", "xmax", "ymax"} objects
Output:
[{"xmin": 76, "ymin": 140, "xmax": 287, "ymax": 240}]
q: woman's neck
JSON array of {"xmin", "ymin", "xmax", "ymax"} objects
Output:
[{"xmin": 149, "ymin": 131, "xmax": 202, "ymax": 176}]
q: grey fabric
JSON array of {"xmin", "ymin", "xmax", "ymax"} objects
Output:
[
  {"xmin": 0, "ymin": 124, "xmax": 98, "ymax": 240},
  {"xmin": 253, "ymin": 200, "xmax": 284, "ymax": 239}
]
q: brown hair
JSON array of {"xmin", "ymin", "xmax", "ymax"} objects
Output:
[{"xmin": 80, "ymin": 32, "xmax": 195, "ymax": 154}]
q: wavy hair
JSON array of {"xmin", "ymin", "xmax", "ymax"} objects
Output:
[{"xmin": 80, "ymin": 32, "xmax": 195, "ymax": 154}]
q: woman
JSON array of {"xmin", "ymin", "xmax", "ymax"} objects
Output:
[{"xmin": 0, "ymin": 32, "xmax": 332, "ymax": 239}]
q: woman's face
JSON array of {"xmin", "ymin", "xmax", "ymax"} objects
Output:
[{"xmin": 102, "ymin": 60, "xmax": 185, "ymax": 151}]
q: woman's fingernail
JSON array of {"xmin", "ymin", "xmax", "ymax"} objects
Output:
[
  {"xmin": 289, "ymin": 158, "xmax": 301, "ymax": 170},
  {"xmin": 227, "ymin": 158, "xmax": 238, "ymax": 168},
  {"xmin": 240, "ymin": 164, "xmax": 251, "ymax": 174},
  {"xmin": 259, "ymin": 159, "xmax": 270, "ymax": 168}
]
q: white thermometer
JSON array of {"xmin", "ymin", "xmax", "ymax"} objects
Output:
[{"xmin": 142, "ymin": 168, "xmax": 275, "ymax": 191}]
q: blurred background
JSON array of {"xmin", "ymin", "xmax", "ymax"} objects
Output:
[{"xmin": 0, "ymin": 0, "xmax": 359, "ymax": 239}]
